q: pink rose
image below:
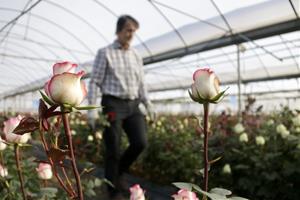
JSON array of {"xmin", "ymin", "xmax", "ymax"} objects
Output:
[
  {"xmin": 130, "ymin": 184, "xmax": 145, "ymax": 200},
  {"xmin": 36, "ymin": 163, "xmax": 53, "ymax": 180},
  {"xmin": 3, "ymin": 115, "xmax": 31, "ymax": 144},
  {"xmin": 0, "ymin": 164, "xmax": 8, "ymax": 177},
  {"xmin": 190, "ymin": 68, "xmax": 220, "ymax": 102},
  {"xmin": 172, "ymin": 189, "xmax": 199, "ymax": 200},
  {"xmin": 0, "ymin": 137, "xmax": 7, "ymax": 151},
  {"xmin": 44, "ymin": 62, "xmax": 87, "ymax": 106}
]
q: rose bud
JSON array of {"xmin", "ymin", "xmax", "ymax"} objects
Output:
[
  {"xmin": 130, "ymin": 184, "xmax": 145, "ymax": 200},
  {"xmin": 3, "ymin": 115, "xmax": 31, "ymax": 144},
  {"xmin": 45, "ymin": 70, "xmax": 87, "ymax": 106},
  {"xmin": 189, "ymin": 68, "xmax": 226, "ymax": 104},
  {"xmin": 36, "ymin": 163, "xmax": 53, "ymax": 180},
  {"xmin": 0, "ymin": 164, "xmax": 8, "ymax": 178},
  {"xmin": 172, "ymin": 189, "xmax": 199, "ymax": 200}
]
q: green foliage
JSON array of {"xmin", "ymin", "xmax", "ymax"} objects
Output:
[
  {"xmin": 136, "ymin": 106, "xmax": 300, "ymax": 200},
  {"xmin": 61, "ymin": 105, "xmax": 300, "ymax": 200}
]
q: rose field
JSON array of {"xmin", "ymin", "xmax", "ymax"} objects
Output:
[{"xmin": 0, "ymin": 96, "xmax": 300, "ymax": 199}]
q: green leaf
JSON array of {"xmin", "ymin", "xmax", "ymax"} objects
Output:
[
  {"xmin": 195, "ymin": 89, "xmax": 207, "ymax": 104},
  {"xmin": 173, "ymin": 182, "xmax": 193, "ymax": 190},
  {"xmin": 191, "ymin": 185, "xmax": 227, "ymax": 200},
  {"xmin": 209, "ymin": 88, "xmax": 229, "ymax": 103},
  {"xmin": 209, "ymin": 156, "xmax": 222, "ymax": 165},
  {"xmin": 210, "ymin": 188, "xmax": 232, "ymax": 196},
  {"xmin": 228, "ymin": 197, "xmax": 249, "ymax": 200},
  {"xmin": 188, "ymin": 90, "xmax": 198, "ymax": 102},
  {"xmin": 39, "ymin": 187, "xmax": 58, "ymax": 198},
  {"xmin": 74, "ymin": 105, "xmax": 101, "ymax": 110},
  {"xmin": 39, "ymin": 91, "xmax": 55, "ymax": 106}
]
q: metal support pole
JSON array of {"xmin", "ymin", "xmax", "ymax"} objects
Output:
[{"xmin": 237, "ymin": 45, "xmax": 242, "ymax": 122}]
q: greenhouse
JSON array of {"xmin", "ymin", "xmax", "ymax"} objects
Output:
[{"xmin": 0, "ymin": 0, "xmax": 299, "ymax": 199}]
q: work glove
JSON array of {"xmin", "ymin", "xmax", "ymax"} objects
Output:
[{"xmin": 145, "ymin": 102, "xmax": 156, "ymax": 122}]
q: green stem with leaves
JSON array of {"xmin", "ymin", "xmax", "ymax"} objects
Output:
[
  {"xmin": 39, "ymin": 121, "xmax": 76, "ymax": 197},
  {"xmin": 14, "ymin": 144, "xmax": 27, "ymax": 200},
  {"xmin": 62, "ymin": 112, "xmax": 83, "ymax": 200},
  {"xmin": 0, "ymin": 151, "xmax": 3, "ymax": 165}
]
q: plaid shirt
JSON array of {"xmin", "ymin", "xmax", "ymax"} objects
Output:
[{"xmin": 88, "ymin": 40, "xmax": 150, "ymax": 106}]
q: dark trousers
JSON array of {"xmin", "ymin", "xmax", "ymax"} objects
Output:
[{"xmin": 101, "ymin": 95, "xmax": 147, "ymax": 194}]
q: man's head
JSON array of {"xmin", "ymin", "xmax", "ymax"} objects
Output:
[{"xmin": 116, "ymin": 15, "xmax": 139, "ymax": 49}]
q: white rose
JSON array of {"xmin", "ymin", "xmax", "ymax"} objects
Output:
[
  {"xmin": 266, "ymin": 119, "xmax": 274, "ymax": 126},
  {"xmin": 95, "ymin": 131, "xmax": 102, "ymax": 140},
  {"xmin": 71, "ymin": 130, "xmax": 77, "ymax": 136},
  {"xmin": 45, "ymin": 61, "xmax": 87, "ymax": 106},
  {"xmin": 0, "ymin": 164, "xmax": 8, "ymax": 177},
  {"xmin": 222, "ymin": 164, "xmax": 231, "ymax": 174},
  {"xmin": 276, "ymin": 124, "xmax": 287, "ymax": 134},
  {"xmin": 239, "ymin": 133, "xmax": 248, "ymax": 143},
  {"xmin": 36, "ymin": 163, "xmax": 53, "ymax": 180},
  {"xmin": 190, "ymin": 68, "xmax": 220, "ymax": 101},
  {"xmin": 280, "ymin": 130, "xmax": 290, "ymax": 138},
  {"xmin": 292, "ymin": 115, "xmax": 300, "ymax": 127},
  {"xmin": 233, "ymin": 123, "xmax": 245, "ymax": 134},
  {"xmin": 255, "ymin": 136, "xmax": 265, "ymax": 146},
  {"xmin": 87, "ymin": 135, "xmax": 94, "ymax": 142}
]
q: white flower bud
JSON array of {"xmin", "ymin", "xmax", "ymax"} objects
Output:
[
  {"xmin": 239, "ymin": 133, "xmax": 248, "ymax": 143},
  {"xmin": 36, "ymin": 163, "xmax": 52, "ymax": 180},
  {"xmin": 0, "ymin": 164, "xmax": 8, "ymax": 178},
  {"xmin": 222, "ymin": 164, "xmax": 231, "ymax": 174},
  {"xmin": 87, "ymin": 135, "xmax": 94, "ymax": 142},
  {"xmin": 255, "ymin": 136, "xmax": 265, "ymax": 146},
  {"xmin": 292, "ymin": 115, "xmax": 300, "ymax": 127},
  {"xmin": 191, "ymin": 68, "xmax": 220, "ymax": 100},
  {"xmin": 0, "ymin": 137, "xmax": 7, "ymax": 151},
  {"xmin": 233, "ymin": 123, "xmax": 245, "ymax": 134},
  {"xmin": 45, "ymin": 62, "xmax": 87, "ymax": 106}
]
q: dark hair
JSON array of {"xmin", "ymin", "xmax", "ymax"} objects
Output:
[{"xmin": 116, "ymin": 15, "xmax": 139, "ymax": 33}]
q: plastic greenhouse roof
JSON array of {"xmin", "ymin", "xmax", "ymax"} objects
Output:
[{"xmin": 0, "ymin": 0, "xmax": 299, "ymax": 103}]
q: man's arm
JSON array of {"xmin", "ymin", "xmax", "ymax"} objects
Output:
[{"xmin": 87, "ymin": 48, "xmax": 107, "ymax": 129}]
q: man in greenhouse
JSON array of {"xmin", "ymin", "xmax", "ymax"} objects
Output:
[{"xmin": 87, "ymin": 15, "xmax": 154, "ymax": 200}]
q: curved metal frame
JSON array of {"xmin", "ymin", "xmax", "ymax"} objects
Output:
[
  {"xmin": 0, "ymin": 7, "xmax": 94, "ymax": 55},
  {"xmin": 0, "ymin": 19, "xmax": 81, "ymax": 61},
  {"xmin": 44, "ymin": 0, "xmax": 110, "ymax": 44},
  {"xmin": 0, "ymin": 47, "xmax": 47, "ymax": 80}
]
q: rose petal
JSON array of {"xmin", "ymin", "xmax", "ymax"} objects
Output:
[{"xmin": 53, "ymin": 61, "xmax": 77, "ymax": 75}]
